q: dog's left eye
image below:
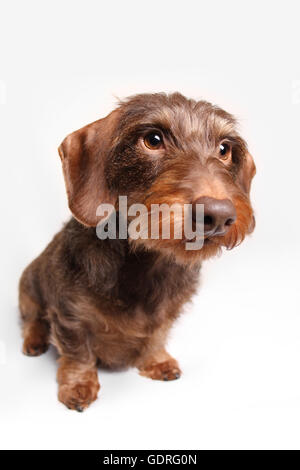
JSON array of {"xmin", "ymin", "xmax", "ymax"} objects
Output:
[
  {"xmin": 143, "ymin": 132, "xmax": 164, "ymax": 150},
  {"xmin": 219, "ymin": 143, "xmax": 232, "ymax": 161}
]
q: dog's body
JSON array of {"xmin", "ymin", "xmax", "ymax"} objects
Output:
[
  {"xmin": 20, "ymin": 218, "xmax": 199, "ymax": 369},
  {"xmin": 19, "ymin": 93, "xmax": 255, "ymax": 410}
]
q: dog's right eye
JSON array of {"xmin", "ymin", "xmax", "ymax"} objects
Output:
[{"xmin": 143, "ymin": 132, "xmax": 164, "ymax": 150}]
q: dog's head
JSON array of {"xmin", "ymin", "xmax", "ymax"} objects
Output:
[{"xmin": 58, "ymin": 93, "xmax": 255, "ymax": 263}]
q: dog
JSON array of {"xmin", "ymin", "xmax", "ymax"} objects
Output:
[{"xmin": 19, "ymin": 92, "xmax": 256, "ymax": 411}]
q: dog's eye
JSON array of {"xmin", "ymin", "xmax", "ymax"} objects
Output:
[
  {"xmin": 219, "ymin": 143, "xmax": 232, "ymax": 161},
  {"xmin": 144, "ymin": 132, "xmax": 163, "ymax": 150}
]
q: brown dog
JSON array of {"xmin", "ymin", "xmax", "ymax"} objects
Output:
[{"xmin": 19, "ymin": 93, "xmax": 255, "ymax": 411}]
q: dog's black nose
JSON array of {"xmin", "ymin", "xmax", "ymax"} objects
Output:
[{"xmin": 192, "ymin": 196, "xmax": 236, "ymax": 237}]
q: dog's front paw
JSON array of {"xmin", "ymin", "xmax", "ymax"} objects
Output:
[
  {"xmin": 139, "ymin": 359, "xmax": 182, "ymax": 381},
  {"xmin": 58, "ymin": 381, "xmax": 100, "ymax": 412}
]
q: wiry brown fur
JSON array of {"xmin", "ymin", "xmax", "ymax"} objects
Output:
[{"xmin": 19, "ymin": 92, "xmax": 255, "ymax": 411}]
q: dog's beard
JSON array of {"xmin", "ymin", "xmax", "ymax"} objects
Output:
[
  {"xmin": 220, "ymin": 194, "xmax": 254, "ymax": 250},
  {"xmin": 129, "ymin": 193, "xmax": 254, "ymax": 265}
]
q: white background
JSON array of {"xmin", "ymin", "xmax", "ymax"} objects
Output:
[{"xmin": 0, "ymin": 0, "xmax": 300, "ymax": 450}]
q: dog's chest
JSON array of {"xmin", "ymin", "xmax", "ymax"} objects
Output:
[
  {"xmin": 114, "ymin": 249, "xmax": 200, "ymax": 315},
  {"xmin": 78, "ymin": 239, "xmax": 200, "ymax": 367}
]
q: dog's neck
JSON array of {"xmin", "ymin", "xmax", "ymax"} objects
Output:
[{"xmin": 62, "ymin": 218, "xmax": 201, "ymax": 314}]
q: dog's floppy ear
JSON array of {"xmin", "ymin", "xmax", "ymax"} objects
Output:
[
  {"xmin": 238, "ymin": 151, "xmax": 256, "ymax": 195},
  {"xmin": 58, "ymin": 109, "xmax": 120, "ymax": 227}
]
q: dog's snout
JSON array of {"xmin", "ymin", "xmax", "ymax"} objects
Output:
[{"xmin": 193, "ymin": 196, "xmax": 236, "ymax": 237}]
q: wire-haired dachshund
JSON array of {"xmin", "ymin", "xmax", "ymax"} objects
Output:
[{"xmin": 19, "ymin": 93, "xmax": 256, "ymax": 411}]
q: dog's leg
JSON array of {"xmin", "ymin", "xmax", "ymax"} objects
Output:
[
  {"xmin": 137, "ymin": 348, "xmax": 182, "ymax": 381},
  {"xmin": 22, "ymin": 318, "xmax": 49, "ymax": 356},
  {"xmin": 57, "ymin": 357, "xmax": 100, "ymax": 411},
  {"xmin": 19, "ymin": 286, "xmax": 49, "ymax": 357}
]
